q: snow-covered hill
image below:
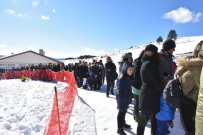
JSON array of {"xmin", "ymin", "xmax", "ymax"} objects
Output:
[{"xmin": 64, "ymin": 35, "xmax": 203, "ymax": 73}]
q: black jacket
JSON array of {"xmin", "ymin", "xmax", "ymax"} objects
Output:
[
  {"xmin": 139, "ymin": 56, "xmax": 163, "ymax": 113},
  {"xmin": 105, "ymin": 62, "xmax": 116, "ymax": 80}
]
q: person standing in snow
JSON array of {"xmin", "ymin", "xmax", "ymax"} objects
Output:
[
  {"xmin": 136, "ymin": 44, "xmax": 163, "ymax": 135},
  {"xmin": 105, "ymin": 56, "xmax": 117, "ymax": 97},
  {"xmin": 156, "ymin": 72, "xmax": 176, "ymax": 135},
  {"xmin": 118, "ymin": 52, "xmax": 133, "ymax": 73},
  {"xmin": 176, "ymin": 40, "xmax": 203, "ymax": 135},
  {"xmin": 116, "ymin": 62, "xmax": 134, "ymax": 135},
  {"xmin": 155, "ymin": 39, "xmax": 176, "ymax": 135},
  {"xmin": 158, "ymin": 39, "xmax": 176, "ymax": 79},
  {"xmin": 196, "ymin": 40, "xmax": 203, "ymax": 135}
]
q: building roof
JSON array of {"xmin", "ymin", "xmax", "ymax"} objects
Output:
[{"xmin": 0, "ymin": 50, "xmax": 62, "ymax": 64}]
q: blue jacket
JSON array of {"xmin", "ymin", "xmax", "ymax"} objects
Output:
[
  {"xmin": 156, "ymin": 94, "xmax": 176, "ymax": 121},
  {"xmin": 116, "ymin": 74, "xmax": 132, "ymax": 112}
]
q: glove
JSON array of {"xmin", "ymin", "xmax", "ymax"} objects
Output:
[{"xmin": 167, "ymin": 120, "xmax": 173, "ymax": 128}]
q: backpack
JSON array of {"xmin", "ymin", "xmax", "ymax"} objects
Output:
[
  {"xmin": 131, "ymin": 50, "xmax": 144, "ymax": 90},
  {"xmin": 163, "ymin": 78, "xmax": 183, "ymax": 108}
]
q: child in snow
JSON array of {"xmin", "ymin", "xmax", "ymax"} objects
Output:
[
  {"xmin": 116, "ymin": 62, "xmax": 134, "ymax": 135},
  {"xmin": 156, "ymin": 73, "xmax": 176, "ymax": 135}
]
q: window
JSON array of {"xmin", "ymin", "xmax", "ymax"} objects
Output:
[
  {"xmin": 0, "ymin": 64, "xmax": 7, "ymax": 69},
  {"xmin": 8, "ymin": 64, "xmax": 15, "ymax": 69}
]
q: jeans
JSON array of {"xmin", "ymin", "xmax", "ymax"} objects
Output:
[{"xmin": 157, "ymin": 120, "xmax": 170, "ymax": 135}]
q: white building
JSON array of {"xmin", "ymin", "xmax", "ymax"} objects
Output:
[{"xmin": 0, "ymin": 50, "xmax": 61, "ymax": 70}]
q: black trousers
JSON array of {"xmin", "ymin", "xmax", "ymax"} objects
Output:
[
  {"xmin": 133, "ymin": 94, "xmax": 139, "ymax": 116},
  {"xmin": 76, "ymin": 77, "xmax": 83, "ymax": 87},
  {"xmin": 117, "ymin": 110, "xmax": 127, "ymax": 128},
  {"xmin": 179, "ymin": 97, "xmax": 196, "ymax": 135},
  {"xmin": 106, "ymin": 78, "xmax": 115, "ymax": 95},
  {"xmin": 137, "ymin": 110, "xmax": 157, "ymax": 135}
]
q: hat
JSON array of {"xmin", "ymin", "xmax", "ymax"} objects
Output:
[
  {"xmin": 122, "ymin": 53, "xmax": 129, "ymax": 59},
  {"xmin": 144, "ymin": 44, "xmax": 158, "ymax": 52},
  {"xmin": 121, "ymin": 62, "xmax": 134, "ymax": 74},
  {"xmin": 162, "ymin": 39, "xmax": 176, "ymax": 51}
]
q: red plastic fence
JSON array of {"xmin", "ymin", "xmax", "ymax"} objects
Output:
[
  {"xmin": 43, "ymin": 71, "xmax": 77, "ymax": 135},
  {"xmin": 1, "ymin": 70, "xmax": 78, "ymax": 135},
  {"xmin": 1, "ymin": 70, "xmax": 31, "ymax": 79}
]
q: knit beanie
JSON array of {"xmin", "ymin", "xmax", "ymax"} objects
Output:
[{"xmin": 162, "ymin": 39, "xmax": 176, "ymax": 51}]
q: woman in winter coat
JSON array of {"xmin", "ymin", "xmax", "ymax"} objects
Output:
[
  {"xmin": 136, "ymin": 44, "xmax": 163, "ymax": 135},
  {"xmin": 105, "ymin": 56, "xmax": 117, "ymax": 97},
  {"xmin": 116, "ymin": 62, "xmax": 134, "ymax": 135},
  {"xmin": 176, "ymin": 40, "xmax": 203, "ymax": 135},
  {"xmin": 196, "ymin": 41, "xmax": 203, "ymax": 135}
]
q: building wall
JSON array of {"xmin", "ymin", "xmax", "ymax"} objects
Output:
[{"xmin": 0, "ymin": 52, "xmax": 59, "ymax": 70}]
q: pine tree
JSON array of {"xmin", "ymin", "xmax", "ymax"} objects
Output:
[
  {"xmin": 156, "ymin": 36, "xmax": 163, "ymax": 44},
  {"xmin": 167, "ymin": 30, "xmax": 177, "ymax": 40}
]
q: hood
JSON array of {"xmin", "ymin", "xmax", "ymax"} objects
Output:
[
  {"xmin": 121, "ymin": 62, "xmax": 133, "ymax": 74},
  {"xmin": 176, "ymin": 57, "xmax": 203, "ymax": 67},
  {"xmin": 176, "ymin": 57, "xmax": 203, "ymax": 75}
]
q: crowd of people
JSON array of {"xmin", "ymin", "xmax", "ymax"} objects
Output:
[
  {"xmin": 115, "ymin": 39, "xmax": 203, "ymax": 135},
  {"xmin": 0, "ymin": 63, "xmax": 66, "ymax": 74},
  {"xmin": 36, "ymin": 39, "xmax": 202, "ymax": 135},
  {"xmin": 1, "ymin": 39, "xmax": 203, "ymax": 135}
]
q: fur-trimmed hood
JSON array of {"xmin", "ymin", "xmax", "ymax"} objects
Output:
[
  {"xmin": 176, "ymin": 57, "xmax": 203, "ymax": 76},
  {"xmin": 176, "ymin": 57, "xmax": 203, "ymax": 67}
]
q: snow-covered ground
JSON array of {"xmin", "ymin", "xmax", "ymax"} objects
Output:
[
  {"xmin": 0, "ymin": 79, "xmax": 184, "ymax": 135},
  {"xmin": 1, "ymin": 36, "xmax": 202, "ymax": 134},
  {"xmin": 0, "ymin": 80, "xmax": 57, "ymax": 135}
]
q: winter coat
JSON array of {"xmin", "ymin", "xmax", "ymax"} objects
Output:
[
  {"xmin": 116, "ymin": 74, "xmax": 133, "ymax": 112},
  {"xmin": 195, "ymin": 43, "xmax": 203, "ymax": 135},
  {"xmin": 89, "ymin": 64, "xmax": 100, "ymax": 82},
  {"xmin": 74, "ymin": 64, "xmax": 83, "ymax": 78},
  {"xmin": 176, "ymin": 57, "xmax": 203, "ymax": 103},
  {"xmin": 156, "ymin": 94, "xmax": 176, "ymax": 121},
  {"xmin": 131, "ymin": 57, "xmax": 142, "ymax": 90},
  {"xmin": 159, "ymin": 51, "xmax": 175, "ymax": 78},
  {"xmin": 139, "ymin": 56, "xmax": 163, "ymax": 113},
  {"xmin": 196, "ymin": 65, "xmax": 203, "ymax": 135},
  {"xmin": 80, "ymin": 65, "xmax": 89, "ymax": 78},
  {"xmin": 105, "ymin": 62, "xmax": 117, "ymax": 81},
  {"xmin": 118, "ymin": 62, "xmax": 124, "ymax": 73}
]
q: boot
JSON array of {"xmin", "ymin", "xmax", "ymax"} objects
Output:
[
  {"xmin": 111, "ymin": 90, "xmax": 114, "ymax": 95},
  {"xmin": 137, "ymin": 126, "xmax": 145, "ymax": 135},
  {"xmin": 117, "ymin": 128, "xmax": 126, "ymax": 135},
  {"xmin": 106, "ymin": 92, "xmax": 109, "ymax": 97},
  {"xmin": 123, "ymin": 123, "xmax": 131, "ymax": 128},
  {"xmin": 106, "ymin": 89, "xmax": 109, "ymax": 97}
]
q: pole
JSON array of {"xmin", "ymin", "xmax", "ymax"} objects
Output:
[{"xmin": 55, "ymin": 86, "xmax": 62, "ymax": 135}]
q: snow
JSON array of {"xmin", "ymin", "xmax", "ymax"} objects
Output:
[
  {"xmin": 64, "ymin": 36, "xmax": 203, "ymax": 66},
  {"xmin": 1, "ymin": 36, "xmax": 203, "ymax": 134},
  {"xmin": 0, "ymin": 79, "xmax": 184, "ymax": 135},
  {"xmin": 0, "ymin": 80, "xmax": 57, "ymax": 135}
]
